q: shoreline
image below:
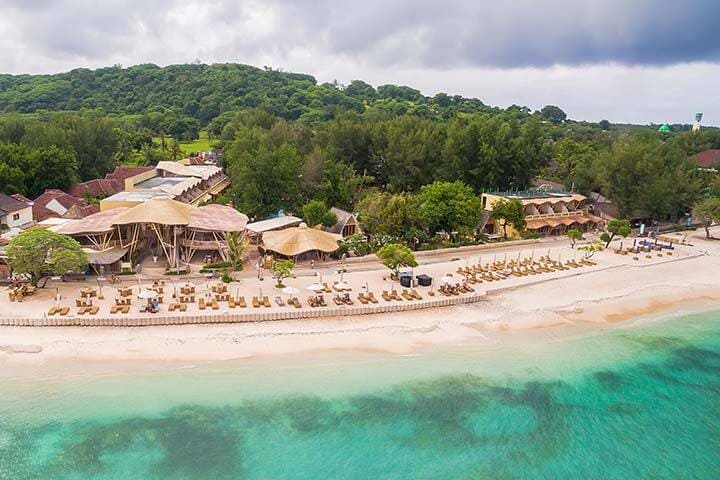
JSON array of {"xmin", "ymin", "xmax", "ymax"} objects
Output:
[{"xmin": 1, "ymin": 232, "xmax": 719, "ymax": 369}]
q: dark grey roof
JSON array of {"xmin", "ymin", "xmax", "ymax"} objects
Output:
[
  {"xmin": 328, "ymin": 207, "xmax": 357, "ymax": 234},
  {"xmin": 0, "ymin": 193, "xmax": 30, "ymax": 215}
]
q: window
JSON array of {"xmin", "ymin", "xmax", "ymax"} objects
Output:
[{"xmin": 12, "ymin": 213, "xmax": 20, "ymax": 221}]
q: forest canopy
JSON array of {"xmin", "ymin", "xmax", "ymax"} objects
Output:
[{"xmin": 0, "ymin": 62, "xmax": 719, "ymax": 235}]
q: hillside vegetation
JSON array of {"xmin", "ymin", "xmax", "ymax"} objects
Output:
[{"xmin": 1, "ymin": 62, "xmax": 719, "ymax": 246}]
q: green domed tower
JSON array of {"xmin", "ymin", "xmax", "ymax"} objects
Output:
[{"xmin": 658, "ymin": 123, "xmax": 671, "ymax": 133}]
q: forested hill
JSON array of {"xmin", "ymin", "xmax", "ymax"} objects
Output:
[{"xmin": 0, "ymin": 63, "xmax": 495, "ymax": 124}]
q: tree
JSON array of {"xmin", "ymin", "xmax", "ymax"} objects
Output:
[
  {"xmin": 578, "ymin": 240, "xmax": 604, "ymax": 258},
  {"xmin": 271, "ymin": 259, "xmax": 295, "ymax": 287},
  {"xmin": 302, "ymin": 200, "xmax": 337, "ymax": 228},
  {"xmin": 226, "ymin": 232, "xmax": 250, "ymax": 271},
  {"xmin": 6, "ymin": 230, "xmax": 87, "ymax": 285},
  {"xmin": 416, "ymin": 181, "xmax": 482, "ymax": 234},
  {"xmin": 692, "ymin": 197, "xmax": 720, "ymax": 239},
  {"xmin": 227, "ymin": 143, "xmax": 303, "ymax": 218},
  {"xmin": 490, "ymin": 198, "xmax": 526, "ymax": 240},
  {"xmin": 599, "ymin": 119, "xmax": 610, "ymax": 130},
  {"xmin": 540, "ymin": 105, "xmax": 567, "ymax": 124},
  {"xmin": 567, "ymin": 228, "xmax": 583, "ymax": 248},
  {"xmin": 601, "ymin": 219, "xmax": 632, "ymax": 247},
  {"xmin": 376, "ymin": 243, "xmax": 417, "ymax": 278}
]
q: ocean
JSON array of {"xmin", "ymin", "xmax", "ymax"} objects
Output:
[{"xmin": 1, "ymin": 310, "xmax": 719, "ymax": 479}]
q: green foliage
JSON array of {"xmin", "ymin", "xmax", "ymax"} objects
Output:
[
  {"xmin": 302, "ymin": 200, "xmax": 337, "ymax": 228},
  {"xmin": 578, "ymin": 240, "xmax": 604, "ymax": 258},
  {"xmin": 221, "ymin": 269, "xmax": 233, "ymax": 284},
  {"xmin": 6, "ymin": 230, "xmax": 88, "ymax": 285},
  {"xmin": 226, "ymin": 232, "xmax": 249, "ymax": 272},
  {"xmin": 339, "ymin": 233, "xmax": 372, "ymax": 257},
  {"xmin": 603, "ymin": 219, "xmax": 632, "ymax": 247},
  {"xmin": 416, "ymin": 181, "xmax": 482, "ymax": 235},
  {"xmin": 271, "ymin": 259, "xmax": 295, "ymax": 287},
  {"xmin": 227, "ymin": 143, "xmax": 303, "ymax": 219},
  {"xmin": 567, "ymin": 228, "xmax": 583, "ymax": 248},
  {"xmin": 519, "ymin": 230, "xmax": 540, "ymax": 240},
  {"xmin": 584, "ymin": 136, "xmax": 702, "ymax": 219},
  {"xmin": 692, "ymin": 197, "xmax": 720, "ymax": 238},
  {"xmin": 356, "ymin": 191, "xmax": 424, "ymax": 242},
  {"xmin": 376, "ymin": 243, "xmax": 418, "ymax": 277},
  {"xmin": 540, "ymin": 105, "xmax": 567, "ymax": 124},
  {"xmin": 490, "ymin": 198, "xmax": 527, "ymax": 240}
]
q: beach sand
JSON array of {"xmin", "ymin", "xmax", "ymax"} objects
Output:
[{"xmin": 1, "ymin": 231, "xmax": 719, "ymax": 366}]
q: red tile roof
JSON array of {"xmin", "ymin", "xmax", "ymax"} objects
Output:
[
  {"xmin": 32, "ymin": 190, "xmax": 87, "ymax": 222},
  {"xmin": 66, "ymin": 166, "xmax": 154, "ymax": 199},
  {"xmin": 690, "ymin": 149, "xmax": 720, "ymax": 169}
]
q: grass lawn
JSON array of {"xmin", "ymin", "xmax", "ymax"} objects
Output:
[{"xmin": 153, "ymin": 131, "xmax": 217, "ymax": 156}]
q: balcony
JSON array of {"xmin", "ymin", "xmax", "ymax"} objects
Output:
[{"xmin": 525, "ymin": 210, "xmax": 587, "ymax": 220}]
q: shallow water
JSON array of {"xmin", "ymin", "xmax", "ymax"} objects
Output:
[{"xmin": 1, "ymin": 311, "xmax": 719, "ymax": 479}]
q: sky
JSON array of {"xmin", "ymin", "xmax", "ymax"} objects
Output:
[{"xmin": 1, "ymin": 0, "xmax": 719, "ymax": 125}]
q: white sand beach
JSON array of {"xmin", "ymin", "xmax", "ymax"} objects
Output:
[{"xmin": 1, "ymin": 229, "xmax": 719, "ymax": 366}]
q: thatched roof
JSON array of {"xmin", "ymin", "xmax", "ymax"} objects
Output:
[
  {"xmin": 113, "ymin": 199, "xmax": 197, "ymax": 226},
  {"xmin": 245, "ymin": 215, "xmax": 302, "ymax": 234},
  {"xmin": 83, "ymin": 247, "xmax": 128, "ymax": 265},
  {"xmin": 54, "ymin": 208, "xmax": 129, "ymax": 235},
  {"xmin": 262, "ymin": 223, "xmax": 342, "ymax": 256},
  {"xmin": 188, "ymin": 204, "xmax": 249, "ymax": 232}
]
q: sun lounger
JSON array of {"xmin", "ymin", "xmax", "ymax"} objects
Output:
[
  {"xmin": 391, "ymin": 290, "xmax": 402, "ymax": 301},
  {"xmin": 367, "ymin": 292, "xmax": 379, "ymax": 304},
  {"xmin": 199, "ymin": 298, "xmax": 207, "ymax": 310},
  {"xmin": 334, "ymin": 296, "xmax": 345, "ymax": 306},
  {"xmin": 48, "ymin": 306, "xmax": 59, "ymax": 316},
  {"xmin": 60, "ymin": 307, "xmax": 70, "ymax": 316},
  {"xmin": 211, "ymin": 298, "xmax": 219, "ymax": 310},
  {"xmin": 381, "ymin": 291, "xmax": 392, "ymax": 302},
  {"xmin": 318, "ymin": 296, "xmax": 327, "ymax": 307},
  {"xmin": 401, "ymin": 289, "xmax": 413, "ymax": 301},
  {"xmin": 323, "ymin": 282, "xmax": 333, "ymax": 293},
  {"xmin": 358, "ymin": 294, "xmax": 369, "ymax": 304},
  {"xmin": 291, "ymin": 297, "xmax": 302, "ymax": 308},
  {"xmin": 238, "ymin": 296, "xmax": 247, "ymax": 308},
  {"xmin": 110, "ymin": 305, "xmax": 120, "ymax": 314},
  {"xmin": 427, "ymin": 290, "xmax": 435, "ymax": 297},
  {"xmin": 228, "ymin": 298, "xmax": 236, "ymax": 308},
  {"xmin": 263, "ymin": 296, "xmax": 271, "ymax": 308},
  {"xmin": 252, "ymin": 297, "xmax": 260, "ymax": 308},
  {"xmin": 275, "ymin": 296, "xmax": 285, "ymax": 307},
  {"xmin": 410, "ymin": 289, "xmax": 423, "ymax": 300}
]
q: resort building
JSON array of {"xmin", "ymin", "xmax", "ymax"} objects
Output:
[
  {"xmin": 482, "ymin": 189, "xmax": 603, "ymax": 237},
  {"xmin": 328, "ymin": 208, "xmax": 362, "ymax": 237},
  {"xmin": 261, "ymin": 223, "xmax": 342, "ymax": 260},
  {"xmin": 52, "ymin": 199, "xmax": 248, "ymax": 272},
  {"xmin": 689, "ymin": 149, "xmax": 720, "ymax": 173},
  {"xmin": 0, "ymin": 193, "xmax": 33, "ymax": 230},
  {"xmin": 99, "ymin": 161, "xmax": 230, "ymax": 210},
  {"xmin": 245, "ymin": 215, "xmax": 303, "ymax": 243}
]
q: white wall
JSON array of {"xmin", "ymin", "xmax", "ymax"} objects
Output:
[{"xmin": 1, "ymin": 206, "xmax": 33, "ymax": 228}]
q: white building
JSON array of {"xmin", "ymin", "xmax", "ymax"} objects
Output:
[{"xmin": 0, "ymin": 193, "xmax": 33, "ymax": 230}]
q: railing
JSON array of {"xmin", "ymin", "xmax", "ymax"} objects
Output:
[
  {"xmin": 180, "ymin": 238, "xmax": 224, "ymax": 249},
  {"xmin": 525, "ymin": 210, "xmax": 586, "ymax": 220}
]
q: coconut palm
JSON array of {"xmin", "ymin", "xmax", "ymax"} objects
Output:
[{"xmin": 226, "ymin": 232, "xmax": 250, "ymax": 272}]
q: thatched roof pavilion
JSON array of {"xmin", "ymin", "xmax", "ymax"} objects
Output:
[{"xmin": 262, "ymin": 223, "xmax": 342, "ymax": 258}]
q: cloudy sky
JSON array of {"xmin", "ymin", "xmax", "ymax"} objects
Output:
[{"xmin": 1, "ymin": 0, "xmax": 719, "ymax": 125}]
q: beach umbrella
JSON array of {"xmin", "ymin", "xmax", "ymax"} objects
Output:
[
  {"xmin": 307, "ymin": 283, "xmax": 325, "ymax": 292},
  {"xmin": 137, "ymin": 289, "xmax": 157, "ymax": 300},
  {"xmin": 440, "ymin": 275, "xmax": 459, "ymax": 285},
  {"xmin": 335, "ymin": 281, "xmax": 352, "ymax": 291},
  {"xmin": 282, "ymin": 286, "xmax": 300, "ymax": 295}
]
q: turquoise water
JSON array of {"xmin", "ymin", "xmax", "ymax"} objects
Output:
[{"xmin": 1, "ymin": 311, "xmax": 720, "ymax": 479}]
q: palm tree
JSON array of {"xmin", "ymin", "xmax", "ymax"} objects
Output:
[{"xmin": 226, "ymin": 232, "xmax": 250, "ymax": 271}]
